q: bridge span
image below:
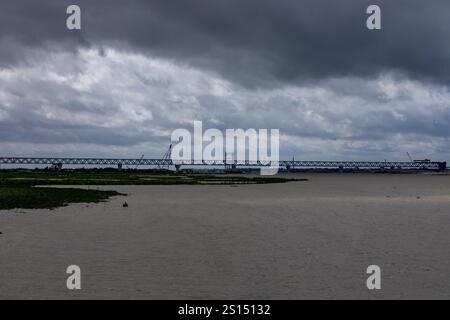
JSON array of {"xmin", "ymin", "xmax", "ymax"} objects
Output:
[{"xmin": 0, "ymin": 157, "xmax": 446, "ymax": 170}]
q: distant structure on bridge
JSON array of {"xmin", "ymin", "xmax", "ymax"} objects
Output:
[{"xmin": 0, "ymin": 157, "xmax": 447, "ymax": 171}]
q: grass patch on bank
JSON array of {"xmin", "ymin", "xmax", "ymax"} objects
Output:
[
  {"xmin": 0, "ymin": 171, "xmax": 305, "ymax": 210},
  {"xmin": 0, "ymin": 171, "xmax": 303, "ymax": 186},
  {"xmin": 0, "ymin": 185, "xmax": 121, "ymax": 210}
]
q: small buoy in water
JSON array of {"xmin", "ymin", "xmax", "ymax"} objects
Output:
[{"xmin": 122, "ymin": 202, "xmax": 128, "ymax": 208}]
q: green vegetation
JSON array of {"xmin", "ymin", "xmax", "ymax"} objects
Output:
[
  {"xmin": 0, "ymin": 186, "xmax": 120, "ymax": 210},
  {"xmin": 0, "ymin": 171, "xmax": 302, "ymax": 186},
  {"xmin": 0, "ymin": 171, "xmax": 304, "ymax": 210}
]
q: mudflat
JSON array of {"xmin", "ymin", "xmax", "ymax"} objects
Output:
[{"xmin": 1, "ymin": 173, "xmax": 449, "ymax": 299}]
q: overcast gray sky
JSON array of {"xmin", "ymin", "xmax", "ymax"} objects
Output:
[{"xmin": 0, "ymin": 0, "xmax": 449, "ymax": 161}]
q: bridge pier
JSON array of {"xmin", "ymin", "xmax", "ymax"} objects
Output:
[{"xmin": 51, "ymin": 163, "xmax": 63, "ymax": 171}]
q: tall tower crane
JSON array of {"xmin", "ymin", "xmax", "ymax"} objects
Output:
[{"xmin": 158, "ymin": 144, "xmax": 172, "ymax": 170}]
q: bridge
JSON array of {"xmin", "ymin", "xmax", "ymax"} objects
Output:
[{"xmin": 0, "ymin": 157, "xmax": 446, "ymax": 170}]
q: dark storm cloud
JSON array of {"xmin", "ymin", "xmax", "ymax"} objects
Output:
[
  {"xmin": 1, "ymin": 1, "xmax": 450, "ymax": 161},
  {"xmin": 1, "ymin": 0, "xmax": 450, "ymax": 87}
]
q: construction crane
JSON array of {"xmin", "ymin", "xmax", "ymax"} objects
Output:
[
  {"xmin": 134, "ymin": 154, "xmax": 144, "ymax": 170},
  {"xmin": 407, "ymin": 152, "xmax": 431, "ymax": 164},
  {"xmin": 158, "ymin": 144, "xmax": 172, "ymax": 170}
]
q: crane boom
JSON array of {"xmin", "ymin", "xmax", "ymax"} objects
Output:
[
  {"xmin": 134, "ymin": 154, "xmax": 144, "ymax": 170},
  {"xmin": 406, "ymin": 152, "xmax": 413, "ymax": 162}
]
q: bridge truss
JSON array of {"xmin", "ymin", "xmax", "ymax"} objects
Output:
[{"xmin": 0, "ymin": 157, "xmax": 446, "ymax": 170}]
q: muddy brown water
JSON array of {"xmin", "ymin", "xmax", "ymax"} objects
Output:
[{"xmin": 1, "ymin": 173, "xmax": 449, "ymax": 299}]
